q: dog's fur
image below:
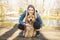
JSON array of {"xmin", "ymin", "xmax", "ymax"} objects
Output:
[{"xmin": 24, "ymin": 13, "xmax": 36, "ymax": 37}]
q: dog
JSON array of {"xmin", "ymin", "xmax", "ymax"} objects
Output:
[{"xmin": 24, "ymin": 13, "xmax": 36, "ymax": 37}]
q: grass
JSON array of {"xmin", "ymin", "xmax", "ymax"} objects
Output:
[{"xmin": 0, "ymin": 22, "xmax": 16, "ymax": 28}]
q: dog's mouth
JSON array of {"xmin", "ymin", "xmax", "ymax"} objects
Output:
[
  {"xmin": 29, "ymin": 19, "xmax": 35, "ymax": 24},
  {"xmin": 30, "ymin": 19, "xmax": 32, "ymax": 22}
]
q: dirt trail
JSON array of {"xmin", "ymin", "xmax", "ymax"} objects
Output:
[{"xmin": 0, "ymin": 25, "xmax": 60, "ymax": 40}]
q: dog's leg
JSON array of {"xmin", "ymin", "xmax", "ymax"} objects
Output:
[
  {"xmin": 25, "ymin": 30, "xmax": 28, "ymax": 37},
  {"xmin": 33, "ymin": 30, "xmax": 36, "ymax": 37},
  {"xmin": 28, "ymin": 27, "xmax": 34, "ymax": 37}
]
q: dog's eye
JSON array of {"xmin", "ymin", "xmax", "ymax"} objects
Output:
[
  {"xmin": 33, "ymin": 13, "xmax": 34, "ymax": 15},
  {"xmin": 27, "ymin": 13, "xmax": 29, "ymax": 16}
]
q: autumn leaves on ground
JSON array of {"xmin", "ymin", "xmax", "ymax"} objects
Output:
[{"xmin": 0, "ymin": 24, "xmax": 60, "ymax": 40}]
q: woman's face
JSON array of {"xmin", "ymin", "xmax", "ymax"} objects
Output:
[{"xmin": 28, "ymin": 7, "xmax": 34, "ymax": 14}]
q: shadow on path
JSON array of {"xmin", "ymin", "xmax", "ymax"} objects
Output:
[
  {"xmin": 0, "ymin": 24, "xmax": 18, "ymax": 40},
  {"xmin": 0, "ymin": 24, "xmax": 48, "ymax": 40},
  {"xmin": 13, "ymin": 31, "xmax": 48, "ymax": 40}
]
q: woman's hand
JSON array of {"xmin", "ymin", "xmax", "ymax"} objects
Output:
[{"xmin": 24, "ymin": 23, "xmax": 31, "ymax": 27}]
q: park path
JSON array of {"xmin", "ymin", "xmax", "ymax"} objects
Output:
[{"xmin": 0, "ymin": 24, "xmax": 60, "ymax": 40}]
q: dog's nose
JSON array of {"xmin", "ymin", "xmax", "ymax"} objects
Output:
[{"xmin": 30, "ymin": 19, "xmax": 32, "ymax": 21}]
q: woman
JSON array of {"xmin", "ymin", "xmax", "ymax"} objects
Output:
[{"xmin": 18, "ymin": 5, "xmax": 43, "ymax": 37}]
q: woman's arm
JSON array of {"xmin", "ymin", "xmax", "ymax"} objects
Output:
[
  {"xmin": 36, "ymin": 12, "xmax": 43, "ymax": 27},
  {"xmin": 19, "ymin": 10, "xmax": 26, "ymax": 25}
]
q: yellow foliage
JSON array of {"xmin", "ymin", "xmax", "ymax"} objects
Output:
[
  {"xmin": 2, "ymin": 22, "xmax": 15, "ymax": 27},
  {"xmin": 18, "ymin": 8, "xmax": 24, "ymax": 16}
]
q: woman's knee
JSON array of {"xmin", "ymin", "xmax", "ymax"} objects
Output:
[
  {"xmin": 18, "ymin": 24, "xmax": 24, "ymax": 30},
  {"xmin": 33, "ymin": 21, "xmax": 40, "ymax": 29}
]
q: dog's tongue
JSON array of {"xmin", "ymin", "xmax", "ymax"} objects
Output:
[
  {"xmin": 30, "ymin": 22, "xmax": 33, "ymax": 25},
  {"xmin": 30, "ymin": 22, "xmax": 32, "ymax": 24}
]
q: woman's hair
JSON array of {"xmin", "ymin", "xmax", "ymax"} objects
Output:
[{"xmin": 27, "ymin": 5, "xmax": 35, "ymax": 14}]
